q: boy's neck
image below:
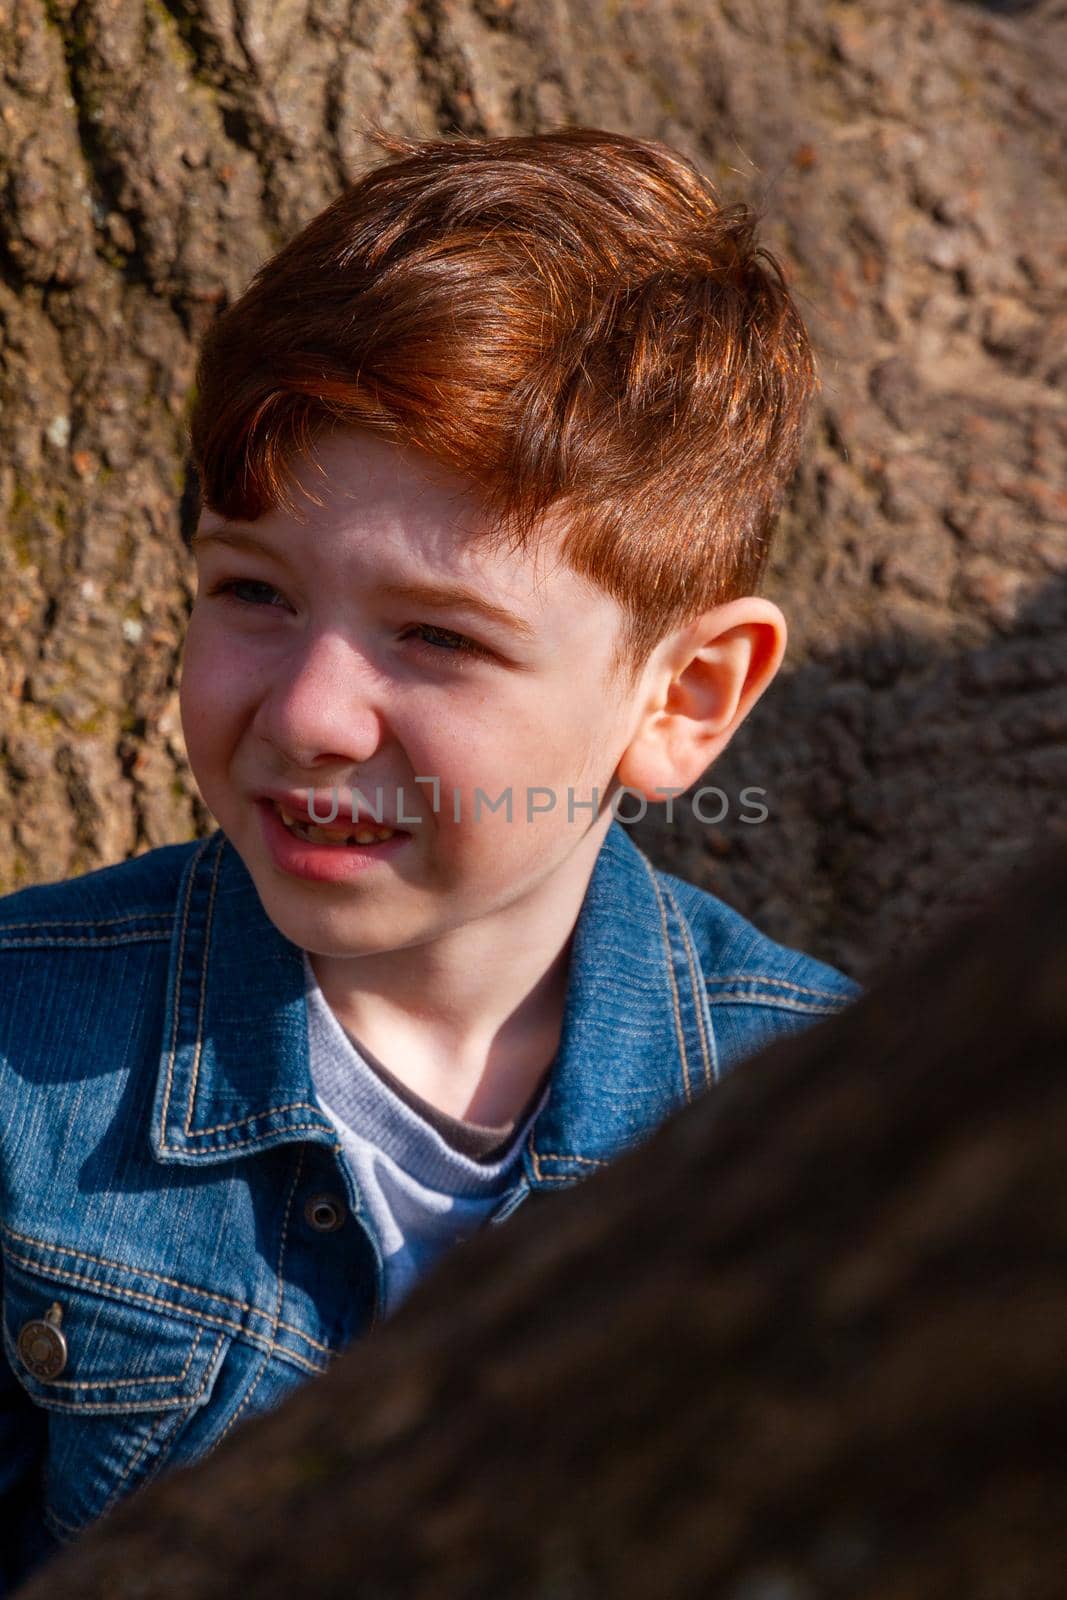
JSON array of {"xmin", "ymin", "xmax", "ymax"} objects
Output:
[
  {"xmin": 313, "ymin": 943, "xmax": 571, "ymax": 1127},
  {"xmin": 308, "ymin": 834, "xmax": 602, "ymax": 1126}
]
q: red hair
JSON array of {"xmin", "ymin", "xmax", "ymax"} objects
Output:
[{"xmin": 189, "ymin": 123, "xmax": 819, "ymax": 680}]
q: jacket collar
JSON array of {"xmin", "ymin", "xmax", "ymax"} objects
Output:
[{"xmin": 150, "ymin": 824, "xmax": 718, "ymax": 1190}]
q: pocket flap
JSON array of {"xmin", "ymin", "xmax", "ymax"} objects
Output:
[{"xmin": 2, "ymin": 1248, "xmax": 225, "ymax": 1415}]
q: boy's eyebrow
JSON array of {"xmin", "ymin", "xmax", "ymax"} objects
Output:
[
  {"xmin": 191, "ymin": 525, "xmax": 537, "ymax": 640},
  {"xmin": 377, "ymin": 581, "xmax": 537, "ymax": 640}
]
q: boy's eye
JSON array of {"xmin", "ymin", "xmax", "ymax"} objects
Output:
[
  {"xmin": 401, "ymin": 623, "xmax": 492, "ymax": 663},
  {"xmin": 208, "ymin": 578, "xmax": 288, "ymax": 608},
  {"xmin": 205, "ymin": 583, "xmax": 491, "ymax": 664}
]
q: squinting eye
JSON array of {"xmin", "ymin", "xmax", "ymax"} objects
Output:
[
  {"xmin": 208, "ymin": 579, "xmax": 287, "ymax": 608},
  {"xmin": 201, "ymin": 586, "xmax": 490, "ymax": 661},
  {"xmin": 403, "ymin": 624, "xmax": 492, "ymax": 662}
]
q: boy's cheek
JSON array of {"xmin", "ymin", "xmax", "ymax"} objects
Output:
[
  {"xmin": 178, "ymin": 672, "xmax": 230, "ymax": 795},
  {"xmin": 177, "ymin": 666, "xmax": 210, "ymax": 749}
]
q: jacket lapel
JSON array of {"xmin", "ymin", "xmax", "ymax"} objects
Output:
[{"xmin": 150, "ymin": 823, "xmax": 717, "ymax": 1183}]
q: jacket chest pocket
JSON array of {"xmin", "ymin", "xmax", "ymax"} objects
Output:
[{"xmin": 1, "ymin": 1250, "xmax": 229, "ymax": 1543}]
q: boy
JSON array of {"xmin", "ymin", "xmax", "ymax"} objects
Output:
[{"xmin": 0, "ymin": 125, "xmax": 858, "ymax": 1587}]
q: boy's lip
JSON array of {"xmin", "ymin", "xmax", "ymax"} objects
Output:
[{"xmin": 258, "ymin": 792, "xmax": 411, "ymax": 831}]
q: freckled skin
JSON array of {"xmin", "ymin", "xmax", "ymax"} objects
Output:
[
  {"xmin": 180, "ymin": 426, "xmax": 786, "ymax": 1118},
  {"xmin": 179, "ymin": 428, "xmax": 651, "ymax": 1115}
]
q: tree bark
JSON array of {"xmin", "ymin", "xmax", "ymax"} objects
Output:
[{"xmin": 15, "ymin": 841, "xmax": 1067, "ymax": 1600}]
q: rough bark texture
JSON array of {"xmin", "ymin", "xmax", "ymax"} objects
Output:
[
  {"xmin": 14, "ymin": 842, "xmax": 1067, "ymax": 1600},
  {"xmin": 2, "ymin": 0, "xmax": 1066, "ymax": 979}
]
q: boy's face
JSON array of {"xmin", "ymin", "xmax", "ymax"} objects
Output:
[{"xmin": 180, "ymin": 427, "xmax": 651, "ymax": 961}]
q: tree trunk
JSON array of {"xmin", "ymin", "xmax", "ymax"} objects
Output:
[
  {"xmin": 1, "ymin": 0, "xmax": 1066, "ymax": 976},
  {"xmin": 14, "ymin": 841, "xmax": 1067, "ymax": 1600}
]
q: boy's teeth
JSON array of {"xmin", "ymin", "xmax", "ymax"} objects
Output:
[{"xmin": 274, "ymin": 803, "xmax": 396, "ymax": 846}]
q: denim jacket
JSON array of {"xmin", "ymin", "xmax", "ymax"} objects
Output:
[{"xmin": 0, "ymin": 820, "xmax": 857, "ymax": 1587}]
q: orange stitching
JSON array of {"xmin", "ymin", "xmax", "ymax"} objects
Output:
[
  {"xmin": 639, "ymin": 854, "xmax": 692, "ymax": 1103},
  {"xmin": 212, "ymin": 1149, "xmax": 305, "ymax": 1450},
  {"xmin": 169, "ymin": 1108, "xmax": 329, "ymax": 1142},
  {"xmin": 711, "ymin": 996, "xmax": 845, "ymax": 1015},
  {"xmin": 0, "ymin": 912, "xmax": 172, "ymax": 928},
  {"xmin": 28, "ymin": 1331, "xmax": 201, "ymax": 1391},
  {"xmin": 156, "ymin": 836, "xmax": 331, "ymax": 1144},
  {"xmin": 182, "ymin": 838, "xmax": 223, "ymax": 1139},
  {"xmin": 662, "ymin": 883, "xmax": 715, "ymax": 1091},
  {"xmin": 0, "ymin": 934, "xmax": 170, "ymax": 948},
  {"xmin": 2, "ymin": 1222, "xmax": 253, "ymax": 1314},
  {"xmin": 99, "ymin": 1330, "xmax": 227, "ymax": 1521},
  {"xmin": 159, "ymin": 835, "xmax": 215, "ymax": 1142},
  {"xmin": 1, "ymin": 1222, "xmax": 334, "ymax": 1363},
  {"xmin": 2, "ymin": 1249, "xmax": 328, "ymax": 1376},
  {"xmin": 707, "ymin": 975, "xmax": 853, "ymax": 1000}
]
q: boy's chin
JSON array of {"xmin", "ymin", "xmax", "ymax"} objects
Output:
[{"xmin": 249, "ymin": 880, "xmax": 429, "ymax": 959}]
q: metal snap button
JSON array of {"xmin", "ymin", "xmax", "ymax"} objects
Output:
[
  {"xmin": 17, "ymin": 1302, "xmax": 68, "ymax": 1379},
  {"xmin": 304, "ymin": 1193, "xmax": 346, "ymax": 1232}
]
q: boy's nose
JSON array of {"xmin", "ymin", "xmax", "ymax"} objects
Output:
[{"xmin": 253, "ymin": 633, "xmax": 386, "ymax": 770}]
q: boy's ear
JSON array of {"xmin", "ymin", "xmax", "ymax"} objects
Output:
[{"xmin": 614, "ymin": 597, "xmax": 787, "ymax": 800}]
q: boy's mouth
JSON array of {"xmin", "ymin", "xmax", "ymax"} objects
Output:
[{"xmin": 271, "ymin": 801, "xmax": 403, "ymax": 848}]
